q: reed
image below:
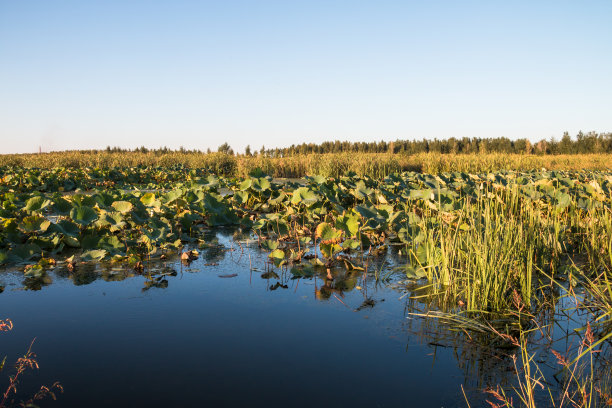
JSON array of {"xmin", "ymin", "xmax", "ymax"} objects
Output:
[{"xmin": 0, "ymin": 151, "xmax": 610, "ymax": 177}]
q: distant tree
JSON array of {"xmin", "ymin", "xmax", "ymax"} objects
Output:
[
  {"xmin": 245, "ymin": 145, "xmax": 252, "ymax": 156},
  {"xmin": 218, "ymin": 142, "xmax": 234, "ymax": 155},
  {"xmin": 559, "ymin": 132, "xmax": 572, "ymax": 154}
]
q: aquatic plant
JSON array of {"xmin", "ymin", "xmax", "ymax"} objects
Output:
[{"xmin": 0, "ymin": 319, "xmax": 62, "ymax": 407}]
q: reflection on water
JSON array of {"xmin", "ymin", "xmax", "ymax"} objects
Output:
[{"xmin": 0, "ymin": 231, "xmax": 604, "ymax": 407}]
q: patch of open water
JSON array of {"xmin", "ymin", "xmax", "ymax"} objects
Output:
[{"xmin": 0, "ymin": 231, "xmax": 584, "ymax": 407}]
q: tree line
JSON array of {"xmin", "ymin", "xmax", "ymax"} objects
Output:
[{"xmin": 100, "ymin": 131, "xmax": 611, "ymax": 157}]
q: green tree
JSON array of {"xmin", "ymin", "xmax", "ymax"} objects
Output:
[{"xmin": 218, "ymin": 142, "xmax": 234, "ymax": 155}]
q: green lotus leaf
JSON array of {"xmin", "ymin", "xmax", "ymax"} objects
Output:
[
  {"xmin": 9, "ymin": 243, "xmax": 42, "ymax": 263},
  {"xmin": 268, "ymin": 192, "xmax": 287, "ymax": 206},
  {"xmin": 72, "ymin": 194, "xmax": 97, "ymax": 207},
  {"xmin": 341, "ymin": 238, "xmax": 361, "ymax": 250},
  {"xmin": 291, "ymin": 187, "xmax": 319, "ymax": 206},
  {"xmin": 81, "ymin": 235, "xmax": 100, "ymax": 250},
  {"xmin": 163, "ymin": 189, "xmax": 183, "ymax": 204},
  {"xmin": 56, "ymin": 220, "xmax": 80, "ymax": 237},
  {"xmin": 269, "ymin": 249, "xmax": 285, "ymax": 260},
  {"xmin": 354, "ymin": 205, "xmax": 379, "ymax": 221},
  {"xmin": 352, "ymin": 180, "xmax": 374, "ymax": 200},
  {"xmin": 239, "ymin": 179, "xmax": 252, "ymax": 191},
  {"xmin": 111, "ymin": 200, "xmax": 133, "ymax": 213},
  {"xmin": 130, "ymin": 209, "xmax": 149, "ymax": 225},
  {"xmin": 93, "ymin": 192, "xmax": 115, "ymax": 207},
  {"xmin": 258, "ymin": 240, "xmax": 277, "ymax": 252},
  {"xmin": 81, "ymin": 249, "xmax": 108, "ymax": 262},
  {"xmin": 252, "ymin": 218, "xmax": 266, "ymax": 230},
  {"xmin": 233, "ymin": 191, "xmax": 249, "ymax": 206},
  {"xmin": 63, "ymin": 179, "xmax": 76, "ymax": 191},
  {"xmin": 335, "ymin": 213, "xmax": 360, "ymax": 237},
  {"xmin": 140, "ymin": 193, "xmax": 156, "ymax": 206},
  {"xmin": 553, "ymin": 191, "xmax": 571, "ymax": 210},
  {"xmin": 19, "ymin": 215, "xmax": 51, "ymax": 233},
  {"xmin": 25, "ymin": 196, "xmax": 51, "ymax": 213},
  {"xmin": 251, "ymin": 178, "xmax": 271, "ymax": 192},
  {"xmin": 270, "ymin": 219, "xmax": 289, "ymax": 236},
  {"xmin": 51, "ymin": 197, "xmax": 73, "ymax": 215},
  {"xmin": 407, "ymin": 189, "xmax": 433, "ymax": 201},
  {"xmin": 320, "ymin": 242, "xmax": 342, "ymax": 259},
  {"xmin": 306, "ymin": 175, "xmax": 326, "ymax": 185},
  {"xmin": 268, "ymin": 249, "xmax": 285, "ymax": 267},
  {"xmin": 202, "ymin": 194, "xmax": 226, "ymax": 213},
  {"xmin": 70, "ymin": 206, "xmax": 98, "ymax": 226},
  {"xmin": 62, "ymin": 235, "xmax": 81, "ymax": 248},
  {"xmin": 203, "ymin": 194, "xmax": 239, "ymax": 226},
  {"xmin": 404, "ymin": 266, "xmax": 427, "ymax": 279},
  {"xmin": 97, "ymin": 212, "xmax": 126, "ymax": 231},
  {"xmin": 200, "ymin": 175, "xmax": 219, "ymax": 189},
  {"xmin": 315, "ymin": 222, "xmax": 342, "ymax": 241},
  {"xmin": 99, "ymin": 236, "xmax": 124, "ymax": 252}
]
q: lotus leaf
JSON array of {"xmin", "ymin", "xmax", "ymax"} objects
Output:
[
  {"xmin": 25, "ymin": 196, "xmax": 51, "ymax": 213},
  {"xmin": 9, "ymin": 243, "xmax": 42, "ymax": 263},
  {"xmin": 19, "ymin": 216, "xmax": 51, "ymax": 233},
  {"xmin": 291, "ymin": 187, "xmax": 319, "ymax": 206},
  {"xmin": 81, "ymin": 249, "xmax": 108, "ymax": 261},
  {"xmin": 111, "ymin": 200, "xmax": 133, "ymax": 213},
  {"xmin": 70, "ymin": 206, "xmax": 98, "ymax": 226},
  {"xmin": 268, "ymin": 249, "xmax": 285, "ymax": 267},
  {"xmin": 335, "ymin": 213, "xmax": 360, "ymax": 237}
]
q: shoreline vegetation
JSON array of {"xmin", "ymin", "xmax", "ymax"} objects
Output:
[{"xmin": 0, "ymin": 152, "xmax": 610, "ymax": 178}]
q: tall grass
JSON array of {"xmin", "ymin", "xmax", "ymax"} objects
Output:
[
  {"xmin": 0, "ymin": 151, "xmax": 610, "ymax": 177},
  {"xmin": 402, "ymin": 183, "xmax": 612, "ymax": 313}
]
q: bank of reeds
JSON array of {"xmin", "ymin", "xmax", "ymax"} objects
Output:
[
  {"xmin": 403, "ymin": 184, "xmax": 611, "ymax": 313},
  {"xmin": 0, "ymin": 152, "xmax": 610, "ymax": 178}
]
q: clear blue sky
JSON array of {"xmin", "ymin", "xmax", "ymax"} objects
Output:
[{"xmin": 1, "ymin": 1, "xmax": 610, "ymax": 154}]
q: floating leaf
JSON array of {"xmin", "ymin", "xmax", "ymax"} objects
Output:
[
  {"xmin": 9, "ymin": 244, "xmax": 42, "ymax": 263},
  {"xmin": 81, "ymin": 249, "xmax": 108, "ymax": 262},
  {"xmin": 111, "ymin": 200, "xmax": 133, "ymax": 213},
  {"xmin": 269, "ymin": 249, "xmax": 286, "ymax": 267}
]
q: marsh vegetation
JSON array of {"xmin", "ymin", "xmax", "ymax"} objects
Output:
[{"xmin": 0, "ymin": 160, "xmax": 611, "ymax": 407}]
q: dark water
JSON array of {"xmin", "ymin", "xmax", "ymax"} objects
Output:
[{"xmin": 1, "ymin": 232, "xmax": 537, "ymax": 408}]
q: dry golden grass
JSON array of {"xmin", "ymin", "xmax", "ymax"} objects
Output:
[{"xmin": 0, "ymin": 151, "xmax": 609, "ymax": 177}]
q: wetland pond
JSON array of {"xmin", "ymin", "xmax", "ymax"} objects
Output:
[{"xmin": 0, "ymin": 230, "xmax": 584, "ymax": 408}]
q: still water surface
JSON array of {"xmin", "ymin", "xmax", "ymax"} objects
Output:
[{"xmin": 1, "ymin": 232, "xmax": 508, "ymax": 407}]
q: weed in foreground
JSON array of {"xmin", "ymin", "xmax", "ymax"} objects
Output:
[{"xmin": 0, "ymin": 319, "xmax": 62, "ymax": 408}]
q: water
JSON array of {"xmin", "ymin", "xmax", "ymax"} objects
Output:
[{"xmin": 0, "ymin": 232, "xmax": 576, "ymax": 407}]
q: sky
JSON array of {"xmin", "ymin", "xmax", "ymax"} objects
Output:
[{"xmin": 0, "ymin": 1, "xmax": 611, "ymax": 154}]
